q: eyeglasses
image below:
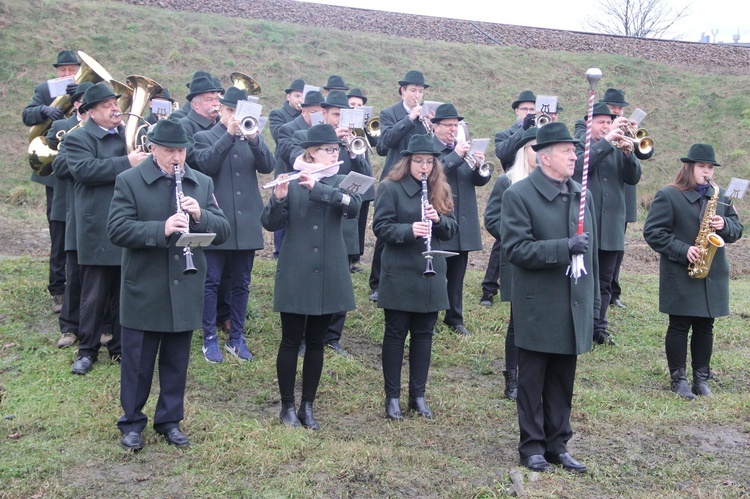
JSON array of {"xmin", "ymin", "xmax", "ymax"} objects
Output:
[
  {"xmin": 437, "ymin": 123, "xmax": 459, "ymax": 128},
  {"xmin": 517, "ymin": 107, "xmax": 535, "ymax": 113},
  {"xmin": 317, "ymin": 147, "xmax": 339, "ymax": 154},
  {"xmin": 411, "ymin": 158, "xmax": 435, "ymax": 165}
]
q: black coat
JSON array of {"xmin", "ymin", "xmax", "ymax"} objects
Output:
[
  {"xmin": 268, "ymin": 101, "xmax": 300, "ymax": 145},
  {"xmin": 275, "ymin": 115, "xmax": 310, "ymax": 174},
  {"xmin": 377, "ymin": 101, "xmax": 427, "ymax": 179}
]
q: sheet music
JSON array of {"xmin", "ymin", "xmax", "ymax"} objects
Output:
[
  {"xmin": 535, "ymin": 95, "xmax": 558, "ymax": 114},
  {"xmin": 246, "ymin": 96, "xmax": 260, "ymax": 104},
  {"xmin": 257, "ymin": 116, "xmax": 268, "ymax": 133},
  {"xmin": 47, "ymin": 76, "xmax": 75, "ymax": 98},
  {"xmin": 340, "ymin": 108, "xmax": 365, "ymax": 129},
  {"xmin": 310, "ymin": 111, "xmax": 325, "ymax": 126},
  {"xmin": 468, "ymin": 138, "xmax": 490, "ymax": 156},
  {"xmin": 339, "ymin": 172, "xmax": 375, "ymax": 194},
  {"xmin": 726, "ymin": 177, "xmax": 749, "ymax": 199},
  {"xmin": 235, "ymin": 100, "xmax": 262, "ymax": 122},
  {"xmin": 420, "ymin": 101, "xmax": 443, "ymax": 118},
  {"xmin": 302, "ymin": 84, "xmax": 320, "ymax": 98},
  {"xmin": 629, "ymin": 108, "xmax": 647, "ymax": 126},
  {"xmin": 359, "ymin": 105, "xmax": 374, "ymax": 122},
  {"xmin": 150, "ymin": 98, "xmax": 172, "ymax": 117}
]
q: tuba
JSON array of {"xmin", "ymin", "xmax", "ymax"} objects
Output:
[
  {"xmin": 230, "ymin": 72, "xmax": 261, "ymax": 96},
  {"xmin": 688, "ymin": 182, "xmax": 725, "ymax": 279},
  {"xmin": 123, "ymin": 75, "xmax": 162, "ymax": 154}
]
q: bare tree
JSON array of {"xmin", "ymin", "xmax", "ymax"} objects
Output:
[{"xmin": 583, "ymin": 0, "xmax": 692, "ymax": 39}]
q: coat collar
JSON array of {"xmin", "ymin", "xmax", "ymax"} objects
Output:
[
  {"xmin": 186, "ymin": 109, "xmax": 215, "ymax": 129},
  {"xmin": 398, "ymin": 175, "xmax": 422, "ymax": 197},
  {"xmin": 681, "ymin": 184, "xmax": 716, "ymax": 203},
  {"xmin": 528, "ymin": 167, "xmax": 581, "ymax": 201},
  {"xmin": 138, "ymin": 156, "xmax": 199, "ymax": 186},
  {"xmin": 293, "ymin": 114, "xmax": 309, "ymax": 129},
  {"xmin": 84, "ymin": 117, "xmax": 124, "ymax": 139},
  {"xmin": 283, "ymin": 101, "xmax": 301, "ymax": 118}
]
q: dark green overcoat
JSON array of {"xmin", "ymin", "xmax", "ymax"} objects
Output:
[
  {"xmin": 180, "ymin": 109, "xmax": 216, "ymax": 168},
  {"xmin": 377, "ymin": 101, "xmax": 428, "ymax": 179},
  {"xmin": 192, "ymin": 123, "xmax": 275, "ymax": 250},
  {"xmin": 373, "ymin": 176, "xmax": 458, "ymax": 312},
  {"xmin": 483, "ymin": 174, "xmax": 512, "ymax": 301},
  {"xmin": 643, "ymin": 184, "xmax": 743, "ymax": 317},
  {"xmin": 108, "ymin": 159, "xmax": 229, "ymax": 332},
  {"xmin": 574, "ymin": 139, "xmax": 641, "ymax": 251},
  {"xmin": 51, "ymin": 136, "xmax": 77, "ymax": 251},
  {"xmin": 261, "ymin": 176, "xmax": 361, "ymax": 315},
  {"xmin": 65, "ymin": 119, "xmax": 130, "ymax": 266},
  {"xmin": 500, "ymin": 168, "xmax": 600, "ymax": 355},
  {"xmin": 275, "ymin": 115, "xmax": 310, "ymax": 174},
  {"xmin": 23, "ymin": 82, "xmax": 53, "ymax": 126},
  {"xmin": 46, "ymin": 115, "xmax": 80, "ymax": 222}
]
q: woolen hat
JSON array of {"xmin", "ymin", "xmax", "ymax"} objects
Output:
[
  {"xmin": 346, "ymin": 88, "xmax": 367, "ymax": 105},
  {"xmin": 53, "ymin": 50, "xmax": 80, "ymax": 67},
  {"xmin": 401, "ymin": 134, "xmax": 440, "ymax": 156},
  {"xmin": 80, "ymin": 83, "xmax": 121, "ymax": 113},
  {"xmin": 531, "ymin": 122, "xmax": 581, "ymax": 151},
  {"xmin": 586, "ymin": 102, "xmax": 618, "ymax": 120},
  {"xmin": 511, "ymin": 90, "xmax": 536, "ymax": 110},
  {"xmin": 323, "ymin": 75, "xmax": 349, "ymax": 91},
  {"xmin": 186, "ymin": 76, "xmax": 223, "ymax": 101},
  {"xmin": 681, "ymin": 143, "xmax": 721, "ymax": 166},
  {"xmin": 599, "ymin": 88, "xmax": 629, "ymax": 107},
  {"xmin": 430, "ymin": 103, "xmax": 463, "ymax": 123},
  {"xmin": 300, "ymin": 124, "xmax": 342, "ymax": 148},
  {"xmin": 186, "ymin": 71, "xmax": 212, "ymax": 89},
  {"xmin": 147, "ymin": 118, "xmax": 194, "ymax": 148},
  {"xmin": 320, "ymin": 91, "xmax": 351, "ymax": 109},
  {"xmin": 398, "ymin": 70, "xmax": 429, "ymax": 89},
  {"xmin": 301, "ymin": 90, "xmax": 325, "ymax": 108},
  {"xmin": 70, "ymin": 81, "xmax": 94, "ymax": 105},
  {"xmin": 219, "ymin": 86, "xmax": 248, "ymax": 107},
  {"xmin": 515, "ymin": 127, "xmax": 539, "ymax": 152},
  {"xmin": 285, "ymin": 79, "xmax": 305, "ymax": 93}
]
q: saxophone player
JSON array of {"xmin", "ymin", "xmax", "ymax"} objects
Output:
[{"xmin": 643, "ymin": 144, "xmax": 743, "ymax": 400}]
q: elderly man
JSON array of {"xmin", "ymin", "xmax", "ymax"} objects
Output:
[
  {"xmin": 178, "ymin": 75, "xmax": 223, "ymax": 167},
  {"xmin": 65, "ymin": 83, "xmax": 150, "ymax": 374},
  {"xmin": 501, "ymin": 122, "xmax": 599, "ymax": 474},
  {"xmin": 109, "ymin": 119, "xmax": 229, "ymax": 451},
  {"xmin": 192, "ymin": 87, "xmax": 276, "ymax": 363}
]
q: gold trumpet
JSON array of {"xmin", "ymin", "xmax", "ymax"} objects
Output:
[
  {"xmin": 613, "ymin": 122, "xmax": 654, "ymax": 160},
  {"xmin": 230, "ymin": 72, "xmax": 261, "ymax": 96}
]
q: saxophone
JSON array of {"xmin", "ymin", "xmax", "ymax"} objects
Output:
[{"xmin": 688, "ymin": 182, "xmax": 725, "ymax": 279}]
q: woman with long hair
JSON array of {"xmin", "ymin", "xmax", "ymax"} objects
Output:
[{"xmin": 373, "ymin": 134, "xmax": 458, "ymax": 421}]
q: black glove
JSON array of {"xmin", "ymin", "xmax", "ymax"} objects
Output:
[
  {"xmin": 567, "ymin": 232, "xmax": 590, "ymax": 256},
  {"xmin": 40, "ymin": 105, "xmax": 64, "ymax": 121},
  {"xmin": 65, "ymin": 82, "xmax": 79, "ymax": 97},
  {"xmin": 522, "ymin": 113, "xmax": 535, "ymax": 130}
]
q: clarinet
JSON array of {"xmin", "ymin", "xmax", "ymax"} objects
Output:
[
  {"xmin": 421, "ymin": 173, "xmax": 436, "ymax": 276},
  {"xmin": 174, "ymin": 164, "xmax": 198, "ymax": 275}
]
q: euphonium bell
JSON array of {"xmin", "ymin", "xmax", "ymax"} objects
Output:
[
  {"xmin": 230, "ymin": 72, "xmax": 261, "ymax": 96},
  {"xmin": 123, "ymin": 75, "xmax": 163, "ymax": 153}
]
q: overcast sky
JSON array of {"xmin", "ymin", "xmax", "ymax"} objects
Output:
[{"xmin": 296, "ymin": 0, "xmax": 748, "ymax": 44}]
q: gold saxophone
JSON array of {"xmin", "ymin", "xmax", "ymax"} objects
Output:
[{"xmin": 688, "ymin": 182, "xmax": 725, "ymax": 279}]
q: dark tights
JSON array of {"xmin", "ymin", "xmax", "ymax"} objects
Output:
[
  {"xmin": 277, "ymin": 313, "xmax": 332, "ymax": 405},
  {"xmin": 665, "ymin": 314, "xmax": 714, "ymax": 372}
]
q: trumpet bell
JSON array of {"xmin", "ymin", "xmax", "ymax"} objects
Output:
[
  {"xmin": 634, "ymin": 135, "xmax": 654, "ymax": 160},
  {"xmin": 239, "ymin": 116, "xmax": 259, "ymax": 137},
  {"xmin": 536, "ymin": 113, "xmax": 551, "ymax": 127},
  {"xmin": 348, "ymin": 136, "xmax": 369, "ymax": 156},
  {"xmin": 230, "ymin": 72, "xmax": 261, "ymax": 96},
  {"xmin": 478, "ymin": 161, "xmax": 495, "ymax": 178},
  {"xmin": 28, "ymin": 136, "xmax": 56, "ymax": 177},
  {"xmin": 365, "ymin": 117, "xmax": 380, "ymax": 138}
]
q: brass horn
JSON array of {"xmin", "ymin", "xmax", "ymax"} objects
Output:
[
  {"xmin": 123, "ymin": 75, "xmax": 162, "ymax": 154},
  {"xmin": 364, "ymin": 116, "xmax": 380, "ymax": 147},
  {"xmin": 27, "ymin": 120, "xmax": 86, "ymax": 177},
  {"xmin": 230, "ymin": 72, "xmax": 261, "ymax": 96},
  {"xmin": 111, "ymin": 79, "xmax": 134, "ymax": 114}
]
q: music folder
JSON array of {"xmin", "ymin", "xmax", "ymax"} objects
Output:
[
  {"xmin": 339, "ymin": 172, "xmax": 374, "ymax": 194},
  {"xmin": 176, "ymin": 233, "xmax": 216, "ymax": 247},
  {"xmin": 468, "ymin": 138, "xmax": 490, "ymax": 156},
  {"xmin": 726, "ymin": 178, "xmax": 749, "ymax": 200},
  {"xmin": 47, "ymin": 76, "xmax": 75, "ymax": 98}
]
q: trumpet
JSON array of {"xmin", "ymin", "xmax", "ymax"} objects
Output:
[
  {"xmin": 262, "ymin": 161, "xmax": 344, "ymax": 190},
  {"xmin": 364, "ymin": 116, "xmax": 380, "ymax": 146},
  {"xmin": 613, "ymin": 122, "xmax": 654, "ymax": 160},
  {"xmin": 535, "ymin": 112, "xmax": 551, "ymax": 127},
  {"xmin": 237, "ymin": 115, "xmax": 259, "ymax": 139},
  {"xmin": 344, "ymin": 128, "xmax": 369, "ymax": 156},
  {"xmin": 465, "ymin": 150, "xmax": 495, "ymax": 178}
]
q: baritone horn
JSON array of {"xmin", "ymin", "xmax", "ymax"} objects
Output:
[
  {"xmin": 230, "ymin": 72, "xmax": 261, "ymax": 96},
  {"xmin": 123, "ymin": 75, "xmax": 163, "ymax": 154}
]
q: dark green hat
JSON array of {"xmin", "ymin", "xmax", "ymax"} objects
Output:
[
  {"xmin": 515, "ymin": 127, "xmax": 539, "ymax": 152},
  {"xmin": 219, "ymin": 86, "xmax": 248, "ymax": 107},
  {"xmin": 186, "ymin": 71, "xmax": 211, "ymax": 89},
  {"xmin": 80, "ymin": 83, "xmax": 121, "ymax": 113},
  {"xmin": 346, "ymin": 88, "xmax": 367, "ymax": 105},
  {"xmin": 430, "ymin": 103, "xmax": 463, "ymax": 123},
  {"xmin": 154, "ymin": 87, "xmax": 174, "ymax": 103},
  {"xmin": 212, "ymin": 77, "xmax": 225, "ymax": 95},
  {"xmin": 531, "ymin": 122, "xmax": 580, "ymax": 151},
  {"xmin": 599, "ymin": 88, "xmax": 629, "ymax": 106},
  {"xmin": 398, "ymin": 70, "xmax": 429, "ymax": 89},
  {"xmin": 147, "ymin": 118, "xmax": 194, "ymax": 148},
  {"xmin": 53, "ymin": 50, "xmax": 80, "ymax": 67},
  {"xmin": 300, "ymin": 124, "xmax": 342, "ymax": 148},
  {"xmin": 321, "ymin": 91, "xmax": 351, "ymax": 109},
  {"xmin": 285, "ymin": 79, "xmax": 305, "ymax": 93},
  {"xmin": 586, "ymin": 102, "xmax": 618, "ymax": 120},
  {"xmin": 323, "ymin": 75, "xmax": 349, "ymax": 91},
  {"xmin": 511, "ymin": 90, "xmax": 536, "ymax": 110},
  {"xmin": 681, "ymin": 143, "xmax": 720, "ymax": 166},
  {"xmin": 401, "ymin": 134, "xmax": 440, "ymax": 156},
  {"xmin": 70, "ymin": 81, "xmax": 94, "ymax": 105},
  {"xmin": 301, "ymin": 90, "xmax": 325, "ymax": 108},
  {"xmin": 186, "ymin": 76, "xmax": 223, "ymax": 101}
]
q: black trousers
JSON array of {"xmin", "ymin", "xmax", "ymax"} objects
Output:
[
  {"xmin": 505, "ymin": 306, "xmax": 518, "ymax": 371},
  {"xmin": 665, "ymin": 315, "xmax": 714, "ymax": 372},
  {"xmin": 443, "ymin": 251, "xmax": 469, "ymax": 327},
  {"xmin": 277, "ymin": 313, "xmax": 332, "ymax": 405},
  {"xmin": 355, "ymin": 200, "xmax": 371, "ymax": 260},
  {"xmin": 594, "ymin": 249, "xmax": 620, "ymax": 337},
  {"xmin": 118, "ymin": 326, "xmax": 193, "ymax": 434},
  {"xmin": 58, "ymin": 250, "xmax": 80, "ymax": 334},
  {"xmin": 77, "ymin": 265, "xmax": 121, "ymax": 359},
  {"xmin": 517, "ymin": 347, "xmax": 577, "ymax": 458},
  {"xmin": 382, "ymin": 309, "xmax": 436, "ymax": 399},
  {"xmin": 481, "ymin": 238, "xmax": 502, "ymax": 297},
  {"xmin": 325, "ymin": 311, "xmax": 346, "ymax": 344},
  {"xmin": 47, "ymin": 187, "xmax": 66, "ymax": 296},
  {"xmin": 368, "ymin": 237, "xmax": 384, "ymax": 292},
  {"xmin": 610, "ymin": 223, "xmax": 629, "ymax": 301}
]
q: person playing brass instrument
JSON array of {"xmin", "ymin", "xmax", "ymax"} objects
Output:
[
  {"xmin": 643, "ymin": 144, "xmax": 742, "ymax": 400},
  {"xmin": 108, "ymin": 118, "xmax": 229, "ymax": 451},
  {"xmin": 268, "ymin": 78, "xmax": 305, "ymax": 146},
  {"xmin": 372, "ymin": 134, "xmax": 457, "ymax": 421}
]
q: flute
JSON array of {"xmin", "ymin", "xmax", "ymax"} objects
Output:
[{"xmin": 262, "ymin": 161, "xmax": 344, "ymax": 190}]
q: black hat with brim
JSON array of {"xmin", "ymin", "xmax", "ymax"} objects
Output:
[
  {"xmin": 301, "ymin": 90, "xmax": 325, "ymax": 108},
  {"xmin": 323, "ymin": 75, "xmax": 349, "ymax": 91},
  {"xmin": 511, "ymin": 90, "xmax": 536, "ymax": 110},
  {"xmin": 320, "ymin": 91, "xmax": 351, "ymax": 109},
  {"xmin": 53, "ymin": 50, "xmax": 80, "ymax": 67},
  {"xmin": 398, "ymin": 70, "xmax": 429, "ymax": 89},
  {"xmin": 584, "ymin": 102, "xmax": 618, "ymax": 121},
  {"xmin": 147, "ymin": 118, "xmax": 194, "ymax": 148},
  {"xmin": 300, "ymin": 124, "xmax": 343, "ymax": 149},
  {"xmin": 401, "ymin": 134, "xmax": 440, "ymax": 156},
  {"xmin": 681, "ymin": 143, "xmax": 721, "ymax": 166},
  {"xmin": 80, "ymin": 83, "xmax": 121, "ymax": 113},
  {"xmin": 186, "ymin": 71, "xmax": 212, "ymax": 89},
  {"xmin": 285, "ymin": 79, "xmax": 305, "ymax": 93},
  {"xmin": 515, "ymin": 127, "xmax": 539, "ymax": 152},
  {"xmin": 154, "ymin": 87, "xmax": 174, "ymax": 103},
  {"xmin": 70, "ymin": 81, "xmax": 94, "ymax": 105},
  {"xmin": 346, "ymin": 88, "xmax": 367, "ymax": 105},
  {"xmin": 599, "ymin": 88, "xmax": 629, "ymax": 107},
  {"xmin": 186, "ymin": 76, "xmax": 223, "ymax": 102},
  {"xmin": 431, "ymin": 103, "xmax": 463, "ymax": 123},
  {"xmin": 219, "ymin": 86, "xmax": 248, "ymax": 107},
  {"xmin": 531, "ymin": 122, "xmax": 581, "ymax": 151}
]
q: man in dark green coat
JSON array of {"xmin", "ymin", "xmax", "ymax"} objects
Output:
[
  {"xmin": 179, "ymin": 75, "xmax": 223, "ymax": 168},
  {"xmin": 501, "ymin": 122, "xmax": 600, "ymax": 474},
  {"xmin": 108, "ymin": 118, "xmax": 229, "ymax": 451}
]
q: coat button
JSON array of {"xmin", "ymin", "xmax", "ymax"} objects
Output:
[
  {"xmin": 236, "ymin": 191, "xmax": 241, "ymax": 196},
  {"xmin": 167, "ymin": 180, "xmax": 172, "ymax": 186},
  {"xmin": 313, "ymin": 247, "xmax": 319, "ymax": 253},
  {"xmin": 173, "ymin": 280, "xmax": 179, "ymax": 285},
  {"xmin": 148, "ymin": 238, "xmax": 155, "ymax": 245},
  {"xmin": 603, "ymin": 177, "xmax": 608, "ymax": 182},
  {"xmin": 237, "ymin": 210, "xmax": 242, "ymax": 215},
  {"xmin": 313, "ymin": 225, "xmax": 318, "ymax": 230},
  {"xmin": 236, "ymin": 172, "xmax": 240, "ymax": 176},
  {"xmin": 562, "ymin": 197, "xmax": 568, "ymax": 202},
  {"xmin": 323, "ymin": 194, "xmax": 330, "ymax": 200},
  {"xmin": 174, "ymin": 254, "xmax": 179, "ymax": 260},
  {"xmin": 314, "ymin": 269, "xmax": 320, "ymax": 276},
  {"xmin": 233, "ymin": 154, "xmax": 238, "ymax": 158},
  {"xmin": 574, "ymin": 301, "xmax": 579, "ymax": 307}
]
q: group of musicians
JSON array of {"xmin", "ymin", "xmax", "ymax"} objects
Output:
[{"xmin": 23, "ymin": 51, "xmax": 743, "ymax": 469}]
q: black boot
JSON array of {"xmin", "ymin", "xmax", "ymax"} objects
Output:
[
  {"xmin": 670, "ymin": 368, "xmax": 695, "ymax": 400},
  {"xmin": 503, "ymin": 369, "xmax": 518, "ymax": 400},
  {"xmin": 385, "ymin": 398, "xmax": 403, "ymax": 421},
  {"xmin": 408, "ymin": 396, "xmax": 433, "ymax": 418},
  {"xmin": 297, "ymin": 401, "xmax": 319, "ymax": 430},
  {"xmin": 692, "ymin": 367, "xmax": 713, "ymax": 397},
  {"xmin": 279, "ymin": 402, "xmax": 301, "ymax": 428}
]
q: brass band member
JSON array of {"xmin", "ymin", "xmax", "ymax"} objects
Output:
[
  {"xmin": 178, "ymin": 75, "xmax": 223, "ymax": 167},
  {"xmin": 373, "ymin": 135, "xmax": 457, "ymax": 421},
  {"xmin": 643, "ymin": 144, "xmax": 742, "ymax": 400},
  {"xmin": 268, "ymin": 78, "xmax": 304, "ymax": 146},
  {"xmin": 169, "ymin": 70, "xmax": 212, "ymax": 121}
]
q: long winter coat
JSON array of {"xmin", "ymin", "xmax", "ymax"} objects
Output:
[{"xmin": 483, "ymin": 174, "xmax": 512, "ymax": 301}]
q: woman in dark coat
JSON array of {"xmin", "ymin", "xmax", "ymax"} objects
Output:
[
  {"xmin": 644, "ymin": 144, "xmax": 743, "ymax": 399},
  {"xmin": 373, "ymin": 134, "xmax": 458, "ymax": 421},
  {"xmin": 261, "ymin": 124, "xmax": 361, "ymax": 430}
]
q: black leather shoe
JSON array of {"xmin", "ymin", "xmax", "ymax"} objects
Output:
[
  {"xmin": 71, "ymin": 356, "xmax": 95, "ymax": 375},
  {"xmin": 279, "ymin": 403, "xmax": 301, "ymax": 428},
  {"xmin": 326, "ymin": 341, "xmax": 349, "ymax": 357},
  {"xmin": 594, "ymin": 331, "xmax": 615, "ymax": 346},
  {"xmin": 520, "ymin": 454, "xmax": 555, "ymax": 473},
  {"xmin": 545, "ymin": 452, "xmax": 587, "ymax": 473},
  {"xmin": 479, "ymin": 293, "xmax": 494, "ymax": 307},
  {"xmin": 611, "ymin": 298, "xmax": 626, "ymax": 309},
  {"xmin": 162, "ymin": 427, "xmax": 190, "ymax": 447},
  {"xmin": 369, "ymin": 290, "xmax": 378, "ymax": 302},
  {"xmin": 297, "ymin": 401, "xmax": 319, "ymax": 430},
  {"xmin": 349, "ymin": 263, "xmax": 364, "ymax": 273},
  {"xmin": 408, "ymin": 396, "xmax": 433, "ymax": 418},
  {"xmin": 385, "ymin": 398, "xmax": 403, "ymax": 421},
  {"xmin": 451, "ymin": 324, "xmax": 471, "ymax": 336},
  {"xmin": 121, "ymin": 431, "xmax": 143, "ymax": 451}
]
